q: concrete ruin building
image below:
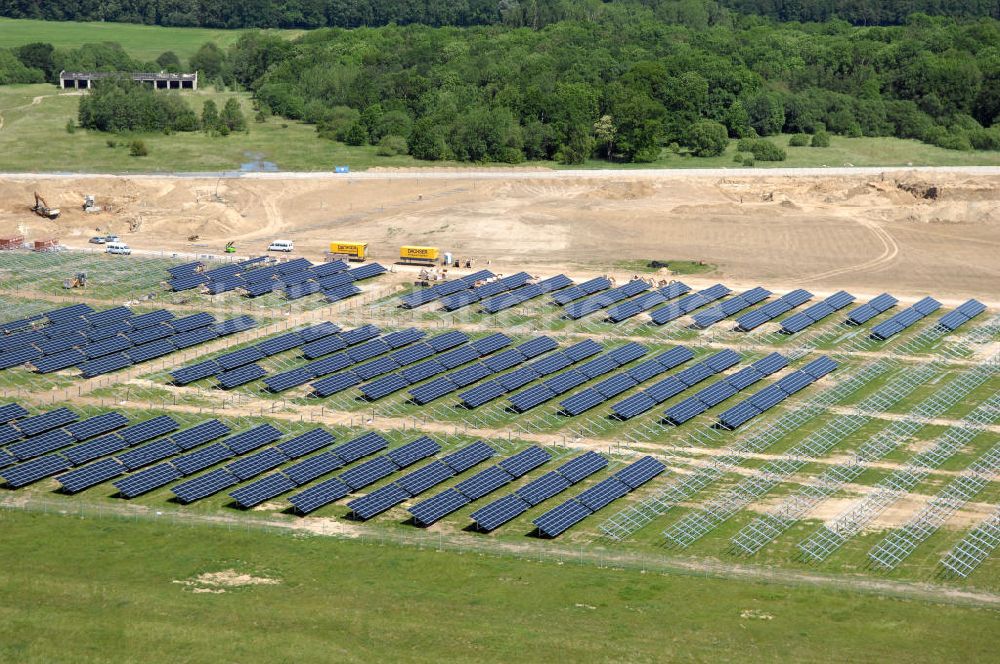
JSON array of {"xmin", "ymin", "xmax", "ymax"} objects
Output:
[{"xmin": 58, "ymin": 71, "xmax": 198, "ymax": 90}]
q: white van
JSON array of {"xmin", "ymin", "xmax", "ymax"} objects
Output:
[
  {"xmin": 106, "ymin": 242, "xmax": 131, "ymax": 255},
  {"xmin": 268, "ymin": 240, "xmax": 294, "ymax": 252}
]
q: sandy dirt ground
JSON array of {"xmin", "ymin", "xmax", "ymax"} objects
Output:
[{"xmin": 1, "ymin": 170, "xmax": 998, "ymax": 302}]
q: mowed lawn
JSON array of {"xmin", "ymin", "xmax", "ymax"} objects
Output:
[
  {"xmin": 0, "ymin": 510, "xmax": 997, "ymax": 664},
  {"xmin": 0, "ymin": 17, "xmax": 299, "ymax": 63}
]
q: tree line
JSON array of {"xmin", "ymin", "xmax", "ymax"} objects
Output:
[{"xmin": 2, "ymin": 0, "xmax": 999, "ymax": 30}]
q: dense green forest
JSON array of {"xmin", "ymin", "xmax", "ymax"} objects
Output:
[
  {"xmin": 1, "ymin": 0, "xmax": 999, "ymax": 29},
  {"xmin": 3, "ymin": 7, "xmax": 1000, "ymax": 163}
]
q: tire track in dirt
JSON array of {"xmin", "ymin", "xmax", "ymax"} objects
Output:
[{"xmin": 797, "ymin": 216, "xmax": 900, "ymax": 284}]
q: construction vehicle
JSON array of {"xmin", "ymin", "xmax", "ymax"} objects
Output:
[
  {"xmin": 31, "ymin": 192, "xmax": 60, "ymax": 220},
  {"xmin": 62, "ymin": 272, "xmax": 87, "ymax": 289},
  {"xmin": 399, "ymin": 245, "xmax": 439, "ymax": 266},
  {"xmin": 329, "ymin": 241, "xmax": 368, "ymax": 262},
  {"xmin": 82, "ymin": 195, "xmax": 101, "ymax": 214},
  {"xmin": 225, "ymin": 241, "xmax": 236, "ymax": 253}
]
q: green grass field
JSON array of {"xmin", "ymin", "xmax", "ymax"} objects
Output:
[
  {"xmin": 1, "ymin": 509, "xmax": 997, "ymax": 663},
  {"xmin": 0, "ymin": 17, "xmax": 299, "ymax": 63}
]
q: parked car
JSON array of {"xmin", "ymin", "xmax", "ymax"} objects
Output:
[
  {"xmin": 89, "ymin": 236, "xmax": 106, "ymax": 244},
  {"xmin": 268, "ymin": 239, "xmax": 294, "ymax": 252},
  {"xmin": 104, "ymin": 235, "xmax": 120, "ymax": 243},
  {"xmin": 105, "ymin": 242, "xmax": 131, "ymax": 255}
]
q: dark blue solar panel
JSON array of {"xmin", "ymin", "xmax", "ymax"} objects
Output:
[
  {"xmin": 517, "ymin": 336, "xmax": 558, "ymax": 359},
  {"xmin": 675, "ymin": 363, "xmax": 714, "ymax": 387},
  {"xmin": 704, "ymin": 349, "xmax": 741, "ymax": 373},
  {"xmin": 469, "ymin": 493, "xmax": 530, "ymax": 530},
  {"xmin": 283, "ymin": 452, "xmax": 344, "ymax": 485},
  {"xmin": 348, "ymin": 483, "xmax": 411, "ymax": 520},
  {"xmin": 726, "ymin": 366, "xmax": 764, "ymax": 390},
  {"xmin": 437, "ymin": 344, "xmax": 481, "ymax": 370},
  {"xmin": 387, "ymin": 436, "xmax": 440, "ymax": 469},
  {"xmin": 556, "ymin": 451, "xmax": 608, "ymax": 483},
  {"xmin": 752, "ymin": 352, "xmax": 788, "ymax": 376},
  {"xmin": 32, "ymin": 348, "xmax": 86, "ymax": 373},
  {"xmin": 459, "ymin": 380, "xmax": 506, "ymax": 408},
  {"xmin": 289, "ymin": 477, "xmax": 352, "ymax": 514},
  {"xmin": 332, "ymin": 432, "xmax": 389, "ymax": 464},
  {"xmin": 312, "ymin": 372, "xmax": 362, "ymax": 397},
  {"xmin": 0, "ymin": 403, "xmax": 28, "ymax": 424},
  {"xmin": 427, "ymin": 330, "xmax": 470, "ymax": 352},
  {"xmin": 302, "ymin": 335, "xmax": 349, "ymax": 359},
  {"xmin": 563, "ymin": 339, "xmax": 603, "ymax": 362},
  {"xmin": 400, "ymin": 359, "xmax": 446, "ymax": 385},
  {"xmin": 171, "ymin": 360, "xmax": 220, "ymax": 385},
  {"xmin": 46, "ymin": 303, "xmax": 93, "ymax": 322},
  {"xmin": 801, "ymin": 355, "xmax": 838, "ymax": 379},
  {"xmin": 614, "ymin": 456, "xmax": 666, "ymax": 489},
  {"xmin": 360, "ymin": 373, "xmax": 410, "ymax": 399},
  {"xmin": 172, "ymin": 468, "xmax": 238, "ymax": 503},
  {"xmin": 172, "ymin": 328, "xmax": 218, "ymax": 352},
  {"xmin": 86, "ymin": 321, "xmax": 131, "ymax": 342},
  {"xmin": 56, "ymin": 458, "xmax": 124, "ymax": 493},
  {"xmin": 576, "ymin": 477, "xmax": 630, "ymax": 511},
  {"xmin": 224, "ymin": 424, "xmax": 283, "ymax": 455},
  {"xmin": 306, "ymin": 353, "xmax": 352, "ymax": 377},
  {"xmin": 448, "ymin": 362, "xmax": 492, "ymax": 388},
  {"xmin": 471, "ymin": 333, "xmax": 512, "ymax": 355},
  {"xmin": 341, "ymin": 324, "xmax": 381, "ymax": 347},
  {"xmin": 516, "ymin": 470, "xmax": 572, "ymax": 506},
  {"xmin": 383, "ymin": 328, "xmax": 425, "ymax": 349},
  {"xmin": 644, "ymin": 376, "xmax": 687, "ymax": 404},
  {"xmin": 719, "ymin": 401, "xmax": 763, "ymax": 429},
  {"xmin": 347, "ymin": 339, "xmax": 390, "ymax": 363},
  {"xmin": 533, "ymin": 499, "xmax": 592, "ymax": 537},
  {"xmin": 35, "ymin": 332, "xmax": 85, "ymax": 356},
  {"xmin": 16, "ymin": 407, "xmax": 77, "ymax": 436},
  {"xmin": 543, "ymin": 369, "xmax": 588, "ymax": 395},
  {"xmin": 577, "ymin": 355, "xmax": 618, "ymax": 379},
  {"xmin": 66, "ymin": 412, "xmax": 129, "ymax": 441},
  {"xmin": 129, "ymin": 309, "xmax": 174, "ymax": 329},
  {"xmin": 169, "ymin": 419, "xmax": 230, "ymax": 450},
  {"xmin": 264, "ymin": 367, "xmax": 313, "ymax": 392},
  {"xmin": 218, "ymin": 363, "xmax": 266, "ymax": 389},
  {"xmin": 1, "ymin": 453, "xmax": 72, "ymax": 488},
  {"xmin": 114, "ymin": 462, "xmax": 182, "ymax": 497},
  {"xmin": 0, "ymin": 345, "xmax": 41, "ymax": 370},
  {"xmin": 395, "ymin": 460, "xmax": 454, "ymax": 496},
  {"xmin": 441, "ymin": 441, "xmax": 496, "ymax": 473},
  {"xmin": 276, "ymin": 429, "xmax": 335, "ymax": 459},
  {"xmin": 595, "ymin": 373, "xmax": 638, "ymax": 398},
  {"xmin": 627, "ymin": 358, "xmax": 668, "ymax": 383},
  {"xmin": 125, "ymin": 339, "xmax": 174, "ymax": 363},
  {"xmin": 257, "ymin": 331, "xmax": 305, "ymax": 356},
  {"xmin": 779, "ymin": 313, "xmax": 813, "ymax": 334},
  {"xmin": 498, "ymin": 446, "xmax": 551, "ymax": 478},
  {"xmin": 530, "ymin": 352, "xmax": 572, "ymax": 376},
  {"xmin": 226, "ymin": 447, "xmax": 289, "ymax": 481},
  {"xmin": 663, "ymin": 397, "xmax": 708, "ymax": 424},
  {"xmin": 169, "ymin": 312, "xmax": 216, "ymax": 333},
  {"xmin": 560, "ymin": 388, "xmax": 608, "ymax": 416},
  {"xmin": 229, "ymin": 473, "xmax": 298, "ymax": 508},
  {"xmin": 607, "ymin": 342, "xmax": 647, "ymax": 366},
  {"xmin": 409, "ymin": 377, "xmax": 458, "ymax": 405},
  {"xmin": 496, "ymin": 366, "xmax": 540, "ymax": 392},
  {"xmin": 354, "ymin": 356, "xmax": 399, "ymax": 381},
  {"xmin": 409, "ymin": 487, "xmax": 470, "ymax": 525},
  {"xmin": 509, "ymin": 384, "xmax": 556, "ymax": 412},
  {"xmin": 749, "ymin": 384, "xmax": 787, "ymax": 411},
  {"xmin": 776, "ymin": 370, "xmax": 815, "ymax": 395},
  {"xmin": 125, "ymin": 323, "xmax": 173, "ymax": 346},
  {"xmin": 83, "ymin": 335, "xmax": 131, "ymax": 359},
  {"xmin": 8, "ymin": 429, "xmax": 75, "ymax": 460},
  {"xmin": 172, "ymin": 443, "xmax": 234, "ymax": 475},
  {"xmin": 216, "ymin": 347, "xmax": 266, "ymax": 371},
  {"xmin": 64, "ymin": 433, "xmax": 129, "ymax": 465},
  {"xmin": 340, "ymin": 455, "xmax": 398, "ymax": 490},
  {"xmin": 694, "ymin": 380, "xmax": 738, "ymax": 407},
  {"xmin": 116, "ymin": 438, "xmax": 181, "ymax": 470},
  {"xmin": 390, "ymin": 342, "xmax": 435, "ymax": 366}
]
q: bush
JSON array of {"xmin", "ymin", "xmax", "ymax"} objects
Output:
[
  {"xmin": 736, "ymin": 138, "xmax": 786, "ymax": 161},
  {"xmin": 106, "ymin": 139, "xmax": 116, "ymax": 148},
  {"xmin": 685, "ymin": 120, "xmax": 728, "ymax": 157},
  {"xmin": 742, "ymin": 156, "xmax": 755, "ymax": 167},
  {"xmin": 376, "ymin": 134, "xmax": 408, "ymax": 156},
  {"xmin": 788, "ymin": 133, "xmax": 809, "ymax": 146},
  {"xmin": 343, "ymin": 121, "xmax": 368, "ymax": 146},
  {"xmin": 78, "ymin": 76, "xmax": 197, "ymax": 133},
  {"xmin": 65, "ymin": 120, "xmax": 75, "ymax": 134},
  {"xmin": 733, "ymin": 152, "xmax": 745, "ymax": 163},
  {"xmin": 811, "ymin": 131, "xmax": 831, "ymax": 147},
  {"xmin": 969, "ymin": 127, "xmax": 1000, "ymax": 151},
  {"xmin": 129, "ymin": 140, "xmax": 148, "ymax": 157}
]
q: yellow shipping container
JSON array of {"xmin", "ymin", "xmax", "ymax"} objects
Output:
[
  {"xmin": 329, "ymin": 241, "xmax": 367, "ymax": 260},
  {"xmin": 400, "ymin": 245, "xmax": 439, "ymax": 261}
]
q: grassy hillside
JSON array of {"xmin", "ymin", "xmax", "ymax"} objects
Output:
[
  {"xmin": 1, "ymin": 510, "xmax": 997, "ymax": 663},
  {"xmin": 0, "ymin": 17, "xmax": 298, "ymax": 63}
]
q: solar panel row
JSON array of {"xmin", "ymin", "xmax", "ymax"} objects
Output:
[
  {"xmin": 438, "ymin": 272, "xmax": 533, "ymax": 311},
  {"xmin": 690, "ymin": 286, "xmax": 772, "ymax": 329},
  {"xmin": 869, "ymin": 296, "xmax": 942, "ymax": 340},
  {"xmin": 778, "ymin": 290, "xmax": 856, "ymax": 334},
  {"xmin": 605, "ymin": 281, "xmax": 692, "ymax": 323},
  {"xmin": 718, "ymin": 355, "xmax": 838, "ymax": 429},
  {"xmin": 649, "ymin": 283, "xmax": 732, "ymax": 325},
  {"xmin": 936, "ymin": 299, "xmax": 986, "ymax": 332},
  {"xmin": 846, "ymin": 292, "xmax": 899, "ymax": 325}
]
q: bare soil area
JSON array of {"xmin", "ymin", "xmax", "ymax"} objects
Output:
[{"xmin": 1, "ymin": 171, "xmax": 998, "ymax": 301}]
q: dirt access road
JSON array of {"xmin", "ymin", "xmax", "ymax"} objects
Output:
[{"xmin": 1, "ymin": 167, "xmax": 999, "ymax": 301}]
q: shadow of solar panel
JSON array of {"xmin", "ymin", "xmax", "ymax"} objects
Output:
[
  {"xmin": 226, "ymin": 447, "xmax": 289, "ymax": 481},
  {"xmin": 752, "ymin": 352, "xmax": 788, "ymax": 376},
  {"xmin": 387, "ymin": 436, "xmax": 440, "ymax": 469},
  {"xmin": 116, "ymin": 438, "xmax": 180, "ymax": 470},
  {"xmin": 361, "ymin": 373, "xmax": 410, "ymax": 399},
  {"xmin": 614, "ymin": 391, "xmax": 660, "ymax": 417},
  {"xmin": 518, "ymin": 336, "xmax": 558, "ymax": 359},
  {"xmin": 56, "ymin": 458, "xmax": 124, "ymax": 493},
  {"xmin": 218, "ymin": 363, "xmax": 266, "ymax": 389},
  {"xmin": 441, "ymin": 441, "xmax": 496, "ymax": 473},
  {"xmin": 384, "ymin": 328, "xmax": 425, "ymax": 349},
  {"xmin": 470, "ymin": 493, "xmax": 530, "ymax": 530},
  {"xmin": 556, "ymin": 451, "xmax": 608, "ymax": 484},
  {"xmin": 576, "ymin": 477, "xmax": 630, "ymax": 511},
  {"xmin": 447, "ymin": 362, "xmax": 492, "ymax": 388},
  {"xmin": 614, "ymin": 456, "xmax": 666, "ymax": 489},
  {"xmin": 332, "ymin": 432, "xmax": 389, "ymax": 464},
  {"xmin": 125, "ymin": 323, "xmax": 173, "ymax": 346},
  {"xmin": 675, "ymin": 363, "xmax": 714, "ymax": 387},
  {"xmin": 459, "ymin": 380, "xmax": 506, "ymax": 408},
  {"xmin": 409, "ymin": 487, "xmax": 470, "ymax": 525},
  {"xmin": 515, "ymin": 471, "xmax": 572, "ymax": 506},
  {"xmin": 801, "ymin": 356, "xmax": 838, "ymax": 379},
  {"xmin": 47, "ymin": 303, "xmax": 93, "ymax": 322},
  {"xmin": 348, "ymin": 339, "xmax": 390, "ymax": 363},
  {"xmin": 217, "ymin": 347, "xmax": 266, "ymax": 371},
  {"xmin": 664, "ymin": 397, "xmax": 708, "ymax": 425},
  {"xmin": 348, "ymin": 483, "xmax": 411, "ymax": 520},
  {"xmin": 341, "ymin": 455, "xmax": 398, "ymax": 490},
  {"xmin": 0, "ymin": 345, "xmax": 42, "ymax": 370},
  {"xmin": 126, "ymin": 339, "xmax": 175, "ymax": 364},
  {"xmin": 438, "ymin": 345, "xmax": 480, "ymax": 370},
  {"xmin": 283, "ymin": 452, "xmax": 343, "ymax": 485},
  {"xmin": 258, "ymin": 331, "xmax": 305, "ymax": 356},
  {"xmin": 276, "ymin": 429, "xmax": 335, "ymax": 459},
  {"xmin": 312, "ymin": 371, "xmax": 362, "ymax": 397},
  {"xmin": 214, "ymin": 315, "xmax": 257, "ymax": 336},
  {"xmin": 169, "ymin": 419, "xmax": 230, "ymax": 450},
  {"xmin": 84, "ymin": 335, "xmax": 131, "ymax": 359},
  {"xmin": 264, "ymin": 367, "xmax": 313, "ymax": 392},
  {"xmin": 36, "ymin": 332, "xmax": 86, "ymax": 356},
  {"xmin": 171, "ymin": 360, "xmax": 220, "ymax": 385},
  {"xmin": 173, "ymin": 443, "xmax": 234, "ymax": 475},
  {"xmin": 354, "ymin": 356, "xmax": 399, "ymax": 381},
  {"xmin": 225, "ymin": 424, "xmax": 282, "ymax": 455},
  {"xmin": 499, "ymin": 446, "xmax": 551, "ymax": 478},
  {"xmin": 391, "ymin": 342, "xmax": 435, "ymax": 366},
  {"xmin": 8, "ymin": 429, "xmax": 75, "ymax": 460},
  {"xmin": 509, "ymin": 384, "xmax": 556, "ymax": 412},
  {"xmin": 172, "ymin": 468, "xmax": 238, "ymax": 503},
  {"xmin": 17, "ymin": 407, "xmax": 77, "ymax": 436},
  {"xmin": 230, "ymin": 472, "xmax": 298, "ymax": 508},
  {"xmin": 64, "ymin": 434, "xmax": 129, "ymax": 465},
  {"xmin": 409, "ymin": 377, "xmax": 458, "ymax": 405},
  {"xmin": 561, "ymin": 388, "xmax": 607, "ymax": 416},
  {"xmin": 32, "ymin": 348, "xmax": 86, "ymax": 373},
  {"xmin": 694, "ymin": 380, "xmax": 738, "ymax": 407},
  {"xmin": 1, "ymin": 454, "xmax": 72, "ymax": 488},
  {"xmin": 533, "ymin": 499, "xmax": 592, "ymax": 537},
  {"xmin": 289, "ymin": 477, "xmax": 351, "ymax": 514}
]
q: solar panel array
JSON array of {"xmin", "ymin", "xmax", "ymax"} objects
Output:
[
  {"xmin": 718, "ymin": 355, "xmax": 838, "ymax": 429},
  {"xmin": 479, "ymin": 274, "xmax": 573, "ymax": 313},
  {"xmin": 662, "ymin": 352, "xmax": 790, "ymax": 425},
  {"xmin": 733, "ymin": 289, "xmax": 813, "ymax": 331},
  {"xmin": 778, "ymin": 290, "xmax": 856, "ymax": 334},
  {"xmin": 690, "ymin": 286, "xmax": 772, "ymax": 329},
  {"xmin": 551, "ymin": 276, "xmax": 613, "ymax": 305},
  {"xmin": 533, "ymin": 456, "xmax": 666, "ymax": 537},
  {"xmin": 168, "ymin": 255, "xmax": 385, "ymax": 301},
  {"xmin": 605, "ymin": 281, "xmax": 692, "ymax": 323},
  {"xmin": 936, "ymin": 299, "xmax": 987, "ymax": 332},
  {"xmin": 563, "ymin": 280, "xmax": 651, "ymax": 320},
  {"xmin": 170, "ymin": 321, "xmax": 340, "ymax": 387},
  {"xmin": 649, "ymin": 283, "xmax": 731, "ymax": 325},
  {"xmin": 845, "ymin": 292, "xmax": 898, "ymax": 325},
  {"xmin": 0, "ymin": 302, "xmax": 254, "ymax": 378},
  {"xmin": 610, "ymin": 348, "xmax": 741, "ymax": 420},
  {"xmin": 408, "ymin": 445, "xmax": 551, "ymax": 525},
  {"xmin": 869, "ymin": 296, "xmax": 942, "ymax": 340},
  {"xmin": 558, "ymin": 345, "xmax": 695, "ymax": 416},
  {"xmin": 438, "ymin": 272, "xmax": 534, "ymax": 311},
  {"xmin": 469, "ymin": 450, "xmax": 607, "ymax": 530},
  {"xmin": 398, "ymin": 270, "xmax": 496, "ymax": 308}
]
